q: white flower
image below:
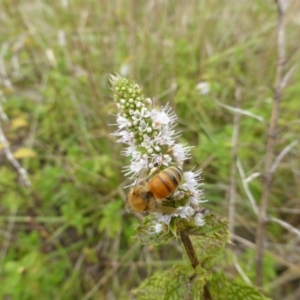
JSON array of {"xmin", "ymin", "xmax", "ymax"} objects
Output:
[
  {"xmin": 194, "ymin": 212, "xmax": 205, "ymax": 226},
  {"xmin": 151, "ymin": 154, "xmax": 163, "ymax": 166},
  {"xmin": 116, "ymin": 115, "xmax": 129, "ymax": 129},
  {"xmin": 124, "ymin": 158, "xmax": 148, "ymax": 177},
  {"xmin": 171, "ymin": 144, "xmax": 192, "ymax": 162},
  {"xmin": 141, "ymin": 136, "xmax": 152, "ymax": 149},
  {"xmin": 133, "ymin": 107, "xmax": 151, "ymax": 122},
  {"xmin": 156, "ymin": 206, "xmax": 195, "ymax": 225},
  {"xmin": 114, "ymin": 129, "xmax": 133, "ymax": 144},
  {"xmin": 189, "ymin": 195, "xmax": 202, "ymax": 205},
  {"xmin": 138, "ymin": 120, "xmax": 148, "ymax": 132},
  {"xmin": 183, "ymin": 171, "xmax": 200, "ymax": 191},
  {"xmin": 181, "ymin": 170, "xmax": 206, "ymax": 205},
  {"xmin": 156, "ymin": 213, "xmax": 172, "ymax": 225},
  {"xmin": 183, "ymin": 170, "xmax": 202, "ymax": 192},
  {"xmin": 150, "ymin": 103, "xmax": 176, "ymax": 128},
  {"xmin": 162, "ymin": 154, "xmax": 172, "ymax": 166},
  {"xmin": 122, "ymin": 145, "xmax": 141, "ymax": 160},
  {"xmin": 196, "ymin": 82, "xmax": 210, "ymax": 95},
  {"xmin": 153, "ymin": 223, "xmax": 163, "ymax": 233},
  {"xmin": 159, "ymin": 126, "xmax": 176, "ymax": 145},
  {"xmin": 173, "ymin": 206, "xmax": 195, "ymax": 218}
]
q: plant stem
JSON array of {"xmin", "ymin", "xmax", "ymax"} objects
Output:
[
  {"xmin": 255, "ymin": 0, "xmax": 288, "ymax": 287},
  {"xmin": 180, "ymin": 231, "xmax": 212, "ymax": 300},
  {"xmin": 180, "ymin": 231, "xmax": 199, "ymax": 268},
  {"xmin": 228, "ymin": 86, "xmax": 242, "ymax": 235}
]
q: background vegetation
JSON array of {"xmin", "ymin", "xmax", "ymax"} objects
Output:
[{"xmin": 0, "ymin": 0, "xmax": 299, "ymax": 299}]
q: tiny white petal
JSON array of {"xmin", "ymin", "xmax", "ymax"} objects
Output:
[
  {"xmin": 116, "ymin": 115, "xmax": 129, "ymax": 129},
  {"xmin": 154, "ymin": 223, "xmax": 163, "ymax": 233},
  {"xmin": 196, "ymin": 81, "xmax": 210, "ymax": 95},
  {"xmin": 162, "ymin": 154, "xmax": 172, "ymax": 166},
  {"xmin": 173, "ymin": 206, "xmax": 194, "ymax": 218},
  {"xmin": 194, "ymin": 213, "xmax": 205, "ymax": 226},
  {"xmin": 152, "ymin": 154, "xmax": 162, "ymax": 165},
  {"xmin": 114, "ymin": 130, "xmax": 132, "ymax": 144},
  {"xmin": 124, "ymin": 158, "xmax": 148, "ymax": 177},
  {"xmin": 171, "ymin": 144, "xmax": 192, "ymax": 162},
  {"xmin": 156, "ymin": 214, "xmax": 172, "ymax": 224},
  {"xmin": 141, "ymin": 137, "xmax": 151, "ymax": 148},
  {"xmin": 139, "ymin": 120, "xmax": 148, "ymax": 131}
]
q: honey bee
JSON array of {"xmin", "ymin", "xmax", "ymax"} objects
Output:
[{"xmin": 127, "ymin": 166, "xmax": 183, "ymax": 213}]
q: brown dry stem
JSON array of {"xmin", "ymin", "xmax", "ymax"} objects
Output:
[{"xmin": 255, "ymin": 0, "xmax": 288, "ymax": 287}]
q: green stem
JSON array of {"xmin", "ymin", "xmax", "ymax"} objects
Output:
[
  {"xmin": 0, "ymin": 216, "xmax": 64, "ymax": 223},
  {"xmin": 180, "ymin": 231, "xmax": 212, "ymax": 300}
]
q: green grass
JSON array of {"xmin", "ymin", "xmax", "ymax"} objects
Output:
[{"xmin": 0, "ymin": 0, "xmax": 299, "ymax": 299}]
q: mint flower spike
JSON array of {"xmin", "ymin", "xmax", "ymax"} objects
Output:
[{"xmin": 111, "ymin": 75, "xmax": 207, "ymax": 227}]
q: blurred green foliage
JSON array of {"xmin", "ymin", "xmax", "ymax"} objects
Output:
[{"xmin": 0, "ymin": 0, "xmax": 299, "ymax": 299}]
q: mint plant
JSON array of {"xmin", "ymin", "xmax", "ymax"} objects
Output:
[{"xmin": 111, "ymin": 75, "xmax": 271, "ymax": 300}]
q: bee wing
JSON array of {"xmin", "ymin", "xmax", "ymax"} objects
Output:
[
  {"xmin": 149, "ymin": 203, "xmax": 177, "ymax": 214},
  {"xmin": 124, "ymin": 167, "xmax": 149, "ymax": 189},
  {"xmin": 134, "ymin": 167, "xmax": 148, "ymax": 185}
]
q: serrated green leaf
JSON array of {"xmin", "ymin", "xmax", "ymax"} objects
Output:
[
  {"xmin": 134, "ymin": 264, "xmax": 212, "ymax": 300},
  {"xmin": 133, "ymin": 270, "xmax": 169, "ymax": 300},
  {"xmin": 164, "ymin": 264, "xmax": 196, "ymax": 300},
  {"xmin": 209, "ymin": 273, "xmax": 272, "ymax": 300},
  {"xmin": 187, "ymin": 214, "xmax": 229, "ymax": 241},
  {"xmin": 187, "ymin": 234, "xmax": 227, "ymax": 270}
]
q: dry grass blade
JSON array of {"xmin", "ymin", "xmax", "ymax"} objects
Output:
[{"xmin": 255, "ymin": 0, "xmax": 290, "ymax": 286}]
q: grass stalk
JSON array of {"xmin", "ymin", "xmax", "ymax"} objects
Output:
[{"xmin": 255, "ymin": 0, "xmax": 289, "ymax": 287}]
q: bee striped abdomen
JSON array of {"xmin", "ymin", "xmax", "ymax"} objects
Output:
[
  {"xmin": 148, "ymin": 166, "xmax": 183, "ymax": 199},
  {"xmin": 165, "ymin": 167, "xmax": 182, "ymax": 185}
]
